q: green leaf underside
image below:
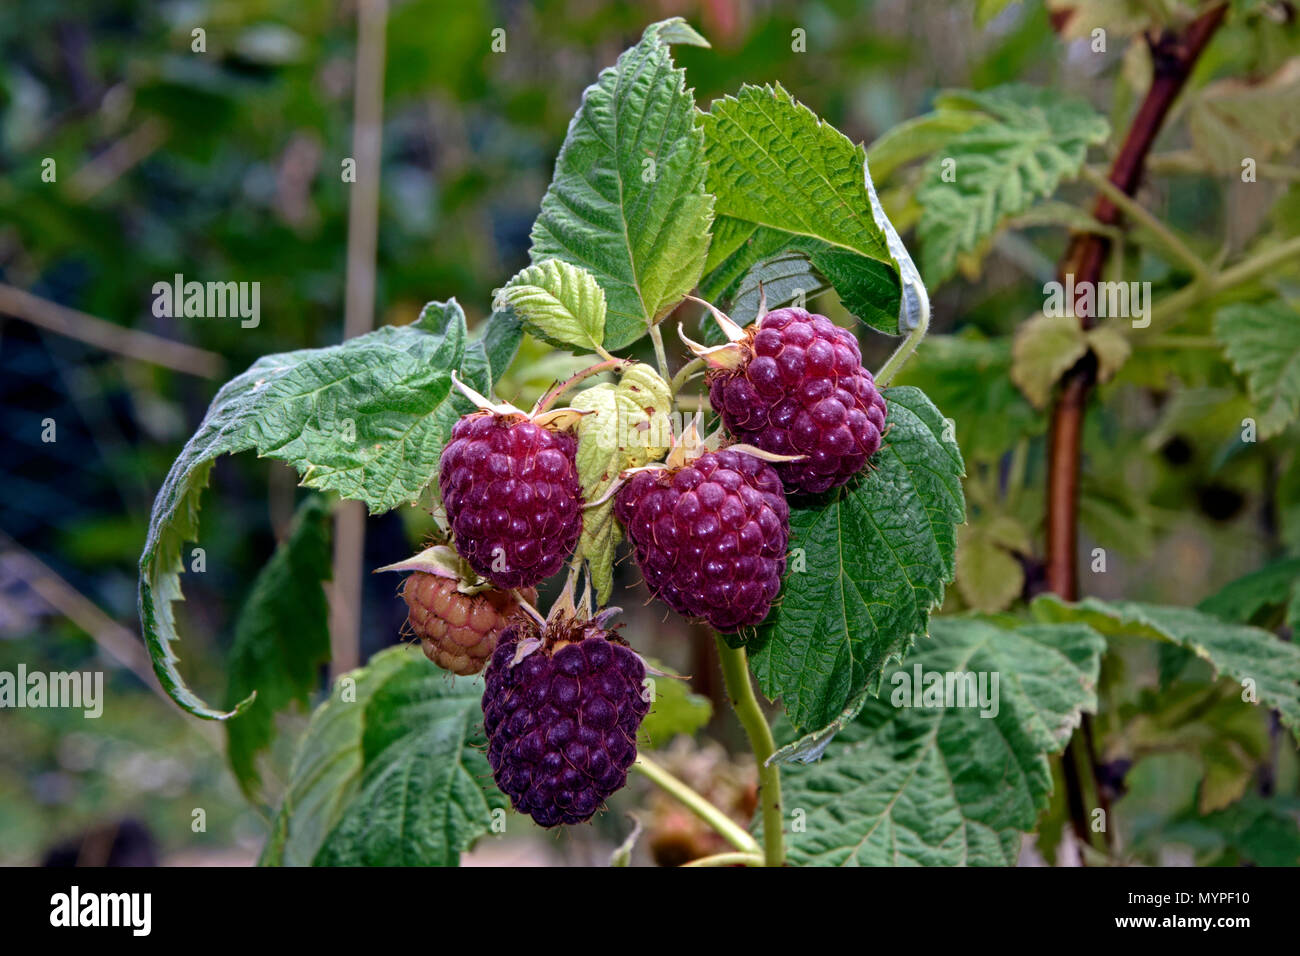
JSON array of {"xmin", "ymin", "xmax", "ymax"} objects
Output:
[
  {"xmin": 769, "ymin": 617, "xmax": 1105, "ymax": 866},
  {"xmin": 1032, "ymin": 596, "xmax": 1300, "ymax": 745},
  {"xmin": 749, "ymin": 386, "xmax": 966, "ymax": 735},
  {"xmin": 139, "ymin": 300, "xmax": 486, "ymax": 720},
  {"xmin": 262, "ymin": 646, "xmax": 505, "ymax": 867},
  {"xmin": 1214, "ymin": 299, "xmax": 1300, "ymax": 438},
  {"xmin": 528, "ymin": 18, "xmax": 714, "ymax": 351},
  {"xmin": 225, "ymin": 496, "xmax": 333, "ymax": 800},
  {"xmin": 917, "ymin": 84, "xmax": 1109, "ymax": 284},
  {"xmin": 497, "ymin": 259, "xmax": 607, "ymax": 352},
  {"xmin": 700, "ymin": 84, "xmax": 904, "ymax": 333}
]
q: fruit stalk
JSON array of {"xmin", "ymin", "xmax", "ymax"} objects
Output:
[
  {"xmin": 632, "ymin": 755, "xmax": 761, "ymax": 856},
  {"xmin": 714, "ymin": 635, "xmax": 784, "ymax": 867}
]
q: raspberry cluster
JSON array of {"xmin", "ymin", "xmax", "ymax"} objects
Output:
[
  {"xmin": 438, "ymin": 412, "xmax": 583, "ymax": 589},
  {"xmin": 708, "ymin": 307, "xmax": 887, "ymax": 495},
  {"xmin": 615, "ymin": 449, "xmax": 789, "ymax": 632},
  {"xmin": 401, "ymin": 571, "xmax": 537, "ymax": 676},
  {"xmin": 482, "ymin": 619, "xmax": 649, "ymax": 827}
]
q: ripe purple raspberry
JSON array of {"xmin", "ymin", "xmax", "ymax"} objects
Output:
[
  {"xmin": 614, "ymin": 449, "xmax": 789, "ymax": 632},
  {"xmin": 439, "ymin": 412, "xmax": 582, "ymax": 589},
  {"xmin": 482, "ymin": 616, "xmax": 649, "ymax": 827},
  {"xmin": 707, "ymin": 307, "xmax": 887, "ymax": 495}
]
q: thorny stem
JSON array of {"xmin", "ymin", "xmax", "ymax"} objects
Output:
[
  {"xmin": 532, "ymin": 357, "xmax": 628, "ymax": 413},
  {"xmin": 631, "ymin": 755, "xmax": 761, "ymax": 855},
  {"xmin": 1045, "ymin": 1, "xmax": 1228, "ymax": 855},
  {"xmin": 648, "ymin": 322, "xmax": 671, "ymax": 385},
  {"xmin": 714, "ymin": 635, "xmax": 785, "ymax": 867}
]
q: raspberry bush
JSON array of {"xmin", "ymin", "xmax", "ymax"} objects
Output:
[{"xmin": 136, "ymin": 13, "xmax": 1300, "ymax": 868}]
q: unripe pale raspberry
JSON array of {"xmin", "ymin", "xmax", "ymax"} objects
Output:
[
  {"xmin": 708, "ymin": 307, "xmax": 887, "ymax": 495},
  {"xmin": 438, "ymin": 412, "xmax": 582, "ymax": 589},
  {"xmin": 482, "ymin": 618, "xmax": 649, "ymax": 827},
  {"xmin": 614, "ymin": 449, "xmax": 789, "ymax": 632},
  {"xmin": 401, "ymin": 572, "xmax": 537, "ymax": 676}
]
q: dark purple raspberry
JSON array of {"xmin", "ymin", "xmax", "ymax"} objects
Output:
[
  {"xmin": 614, "ymin": 449, "xmax": 789, "ymax": 632},
  {"xmin": 708, "ymin": 307, "xmax": 887, "ymax": 495},
  {"xmin": 439, "ymin": 412, "xmax": 582, "ymax": 589},
  {"xmin": 482, "ymin": 620, "xmax": 649, "ymax": 827}
]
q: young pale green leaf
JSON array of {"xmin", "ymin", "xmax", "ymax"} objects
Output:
[
  {"xmin": 1188, "ymin": 58, "xmax": 1300, "ymax": 173},
  {"xmin": 955, "ymin": 516, "xmax": 1030, "ymax": 613},
  {"xmin": 769, "ymin": 617, "xmax": 1105, "ymax": 866},
  {"xmin": 1011, "ymin": 313, "xmax": 1089, "ymax": 409},
  {"xmin": 139, "ymin": 300, "xmax": 487, "ymax": 720},
  {"xmin": 1032, "ymin": 596, "xmax": 1300, "ymax": 744},
  {"xmin": 529, "ymin": 18, "xmax": 714, "ymax": 350},
  {"xmin": 917, "ymin": 84, "xmax": 1109, "ymax": 284},
  {"xmin": 1215, "ymin": 299, "xmax": 1300, "ymax": 438},
  {"xmin": 261, "ymin": 646, "xmax": 504, "ymax": 866},
  {"xmin": 225, "ymin": 496, "xmax": 333, "ymax": 801},
  {"xmin": 571, "ymin": 363, "xmax": 672, "ymax": 602},
  {"xmin": 891, "ymin": 331, "xmax": 1042, "ymax": 462},
  {"xmin": 495, "ymin": 259, "xmax": 607, "ymax": 353},
  {"xmin": 700, "ymin": 84, "xmax": 924, "ymax": 335},
  {"xmin": 748, "ymin": 386, "xmax": 966, "ymax": 734}
]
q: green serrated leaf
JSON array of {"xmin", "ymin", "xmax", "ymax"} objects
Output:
[
  {"xmin": 749, "ymin": 386, "xmax": 966, "ymax": 734},
  {"xmin": 1215, "ymin": 298, "xmax": 1300, "ymax": 438},
  {"xmin": 260, "ymin": 646, "xmax": 411, "ymax": 866},
  {"xmin": 769, "ymin": 616, "xmax": 1105, "ymax": 866},
  {"xmin": 1199, "ymin": 556, "xmax": 1300, "ymax": 634},
  {"xmin": 700, "ymin": 83, "xmax": 925, "ymax": 335},
  {"xmin": 139, "ymin": 301, "xmax": 486, "ymax": 720},
  {"xmin": 311, "ymin": 649, "xmax": 505, "ymax": 866},
  {"xmin": 496, "ymin": 259, "xmax": 607, "ymax": 353},
  {"xmin": 918, "ymin": 84, "xmax": 1110, "ymax": 284},
  {"xmin": 1158, "ymin": 794, "xmax": 1300, "ymax": 866},
  {"xmin": 225, "ymin": 496, "xmax": 332, "ymax": 801},
  {"xmin": 1032, "ymin": 596, "xmax": 1300, "ymax": 744},
  {"xmin": 572, "ymin": 363, "xmax": 672, "ymax": 601},
  {"xmin": 529, "ymin": 18, "xmax": 714, "ymax": 350}
]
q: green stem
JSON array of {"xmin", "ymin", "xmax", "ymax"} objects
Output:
[
  {"xmin": 682, "ymin": 851, "xmax": 763, "ymax": 868},
  {"xmin": 714, "ymin": 635, "xmax": 785, "ymax": 867},
  {"xmin": 1136, "ymin": 235, "xmax": 1300, "ymax": 335},
  {"xmin": 874, "ymin": 301, "xmax": 930, "ymax": 387},
  {"xmin": 670, "ymin": 356, "xmax": 705, "ymax": 396},
  {"xmin": 632, "ymin": 755, "xmax": 760, "ymax": 855},
  {"xmin": 1081, "ymin": 166, "xmax": 1210, "ymax": 280},
  {"xmin": 648, "ymin": 322, "xmax": 671, "ymax": 384}
]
